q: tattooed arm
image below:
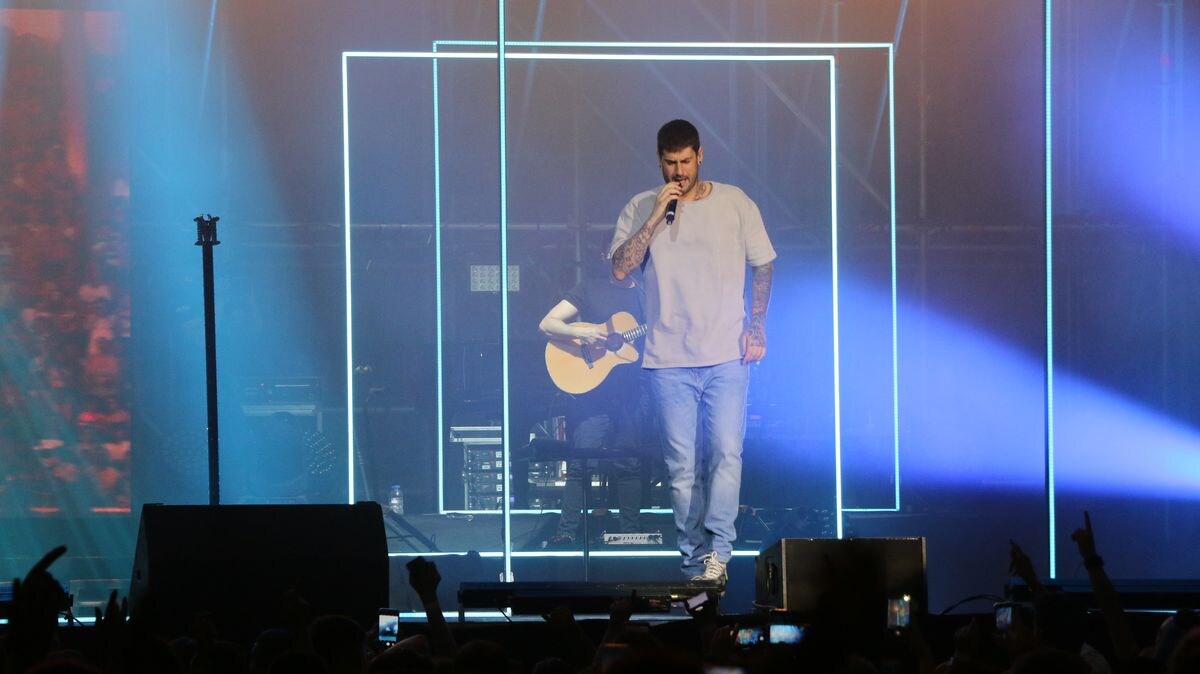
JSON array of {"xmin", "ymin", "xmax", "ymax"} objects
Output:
[
  {"xmin": 612, "ymin": 182, "xmax": 683, "ymax": 281},
  {"xmin": 611, "ymin": 222, "xmax": 657, "ymax": 282},
  {"xmin": 740, "ymin": 260, "xmax": 773, "ymax": 364}
]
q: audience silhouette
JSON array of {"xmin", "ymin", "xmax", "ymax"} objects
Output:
[{"xmin": 3, "ymin": 513, "xmax": 1199, "ymax": 674}]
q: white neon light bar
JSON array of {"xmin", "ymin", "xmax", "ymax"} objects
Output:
[
  {"xmin": 346, "ymin": 50, "xmax": 835, "ymax": 63},
  {"xmin": 1044, "ymin": 0, "xmax": 1057, "ymax": 578},
  {"xmin": 432, "ymin": 45, "xmax": 447, "ymax": 513},
  {"xmin": 889, "ymin": 43, "xmax": 902, "ymax": 511},
  {"xmin": 432, "ymin": 40, "xmax": 894, "ymax": 49},
  {"xmin": 341, "ymin": 52, "xmax": 356, "ymax": 502},
  {"xmin": 497, "ymin": 1, "xmax": 513, "ymax": 584},
  {"xmin": 828, "ymin": 61, "xmax": 844, "ymax": 538},
  {"xmin": 343, "ymin": 51, "xmax": 495, "ymax": 59},
  {"xmin": 521, "ymin": 41, "xmax": 894, "ymax": 49},
  {"xmin": 845, "ymin": 44, "xmax": 902, "ymax": 515},
  {"xmin": 507, "ymin": 53, "xmax": 837, "ymax": 62}
]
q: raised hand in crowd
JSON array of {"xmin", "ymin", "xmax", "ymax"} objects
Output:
[
  {"xmin": 90, "ymin": 588, "xmax": 129, "ymax": 672},
  {"xmin": 1070, "ymin": 511, "xmax": 1101, "ymax": 565},
  {"xmin": 1071, "ymin": 511, "xmax": 1139, "ymax": 665},
  {"xmin": 3, "ymin": 545, "xmax": 69, "ymax": 674},
  {"xmin": 94, "ymin": 588, "xmax": 128, "ymax": 633},
  {"xmin": 601, "ymin": 593, "xmax": 634, "ymax": 645},
  {"xmin": 542, "ymin": 604, "xmax": 594, "ymax": 669},
  {"xmin": 405, "ymin": 557, "xmax": 455, "ymax": 657},
  {"xmin": 1008, "ymin": 539, "xmax": 1046, "ymax": 599}
]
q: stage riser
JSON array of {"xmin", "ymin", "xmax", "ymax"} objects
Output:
[{"xmin": 387, "ymin": 554, "xmax": 758, "ymax": 613}]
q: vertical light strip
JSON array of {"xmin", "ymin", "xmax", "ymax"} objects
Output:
[
  {"xmin": 829, "ymin": 57, "xmax": 844, "ymax": 539},
  {"xmin": 838, "ymin": 43, "xmax": 901, "ymax": 515},
  {"xmin": 496, "ymin": 1, "xmax": 514, "ymax": 582},
  {"xmin": 432, "ymin": 44, "xmax": 447, "ymax": 513},
  {"xmin": 198, "ymin": 0, "xmax": 220, "ymax": 110},
  {"xmin": 1044, "ymin": 0, "xmax": 1057, "ymax": 577},
  {"xmin": 341, "ymin": 53, "xmax": 356, "ymax": 503},
  {"xmin": 888, "ymin": 44, "xmax": 901, "ymax": 510}
]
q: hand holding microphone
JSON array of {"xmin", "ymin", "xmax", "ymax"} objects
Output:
[{"xmin": 658, "ymin": 179, "xmax": 686, "ymax": 226}]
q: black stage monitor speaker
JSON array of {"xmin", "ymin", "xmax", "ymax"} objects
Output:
[
  {"xmin": 756, "ymin": 537, "xmax": 927, "ymax": 621},
  {"xmin": 130, "ymin": 502, "xmax": 387, "ymax": 641}
]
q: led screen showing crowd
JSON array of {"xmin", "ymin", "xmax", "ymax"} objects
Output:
[{"xmin": 0, "ymin": 9, "xmax": 129, "ymax": 515}]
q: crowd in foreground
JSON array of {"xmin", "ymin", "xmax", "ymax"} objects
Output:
[{"xmin": 2, "ymin": 513, "xmax": 1199, "ymax": 674}]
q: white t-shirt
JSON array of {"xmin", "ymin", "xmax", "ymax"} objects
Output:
[{"xmin": 609, "ymin": 181, "xmax": 776, "ymax": 369}]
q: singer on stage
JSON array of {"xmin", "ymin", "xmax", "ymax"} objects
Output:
[{"xmin": 609, "ymin": 119, "xmax": 776, "ymax": 585}]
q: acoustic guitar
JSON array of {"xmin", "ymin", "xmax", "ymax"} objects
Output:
[{"xmin": 544, "ymin": 311, "xmax": 648, "ymax": 394}]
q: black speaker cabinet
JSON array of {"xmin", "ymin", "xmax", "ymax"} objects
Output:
[
  {"xmin": 756, "ymin": 537, "xmax": 927, "ymax": 619},
  {"xmin": 130, "ymin": 502, "xmax": 387, "ymax": 640}
]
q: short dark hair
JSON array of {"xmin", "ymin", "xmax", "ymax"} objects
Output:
[{"xmin": 657, "ymin": 119, "xmax": 700, "ymax": 156}]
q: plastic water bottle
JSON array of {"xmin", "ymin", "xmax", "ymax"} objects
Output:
[{"xmin": 388, "ymin": 484, "xmax": 404, "ymax": 515}]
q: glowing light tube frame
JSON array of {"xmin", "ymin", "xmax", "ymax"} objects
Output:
[
  {"xmin": 1044, "ymin": 0, "xmax": 1057, "ymax": 577},
  {"xmin": 430, "ymin": 41, "xmax": 901, "ymax": 529},
  {"xmin": 342, "ymin": 41, "xmax": 898, "ymax": 547},
  {"xmin": 429, "ymin": 49, "xmax": 843, "ymax": 523}
]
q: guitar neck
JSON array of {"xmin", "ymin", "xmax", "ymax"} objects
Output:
[{"xmin": 621, "ymin": 324, "xmax": 648, "ymax": 342}]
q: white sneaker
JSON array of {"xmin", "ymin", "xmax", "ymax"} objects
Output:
[{"xmin": 689, "ymin": 552, "xmax": 728, "ymax": 584}]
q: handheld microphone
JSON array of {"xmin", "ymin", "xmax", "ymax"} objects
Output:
[{"xmin": 665, "ymin": 199, "xmax": 678, "ymax": 225}]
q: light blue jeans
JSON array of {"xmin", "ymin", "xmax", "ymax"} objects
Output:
[{"xmin": 648, "ymin": 359, "xmax": 749, "ymax": 577}]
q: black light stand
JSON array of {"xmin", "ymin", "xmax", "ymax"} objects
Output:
[{"xmin": 195, "ymin": 215, "xmax": 221, "ymax": 505}]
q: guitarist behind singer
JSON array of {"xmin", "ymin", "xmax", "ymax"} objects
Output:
[{"xmin": 537, "ymin": 251, "xmax": 654, "ymax": 547}]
